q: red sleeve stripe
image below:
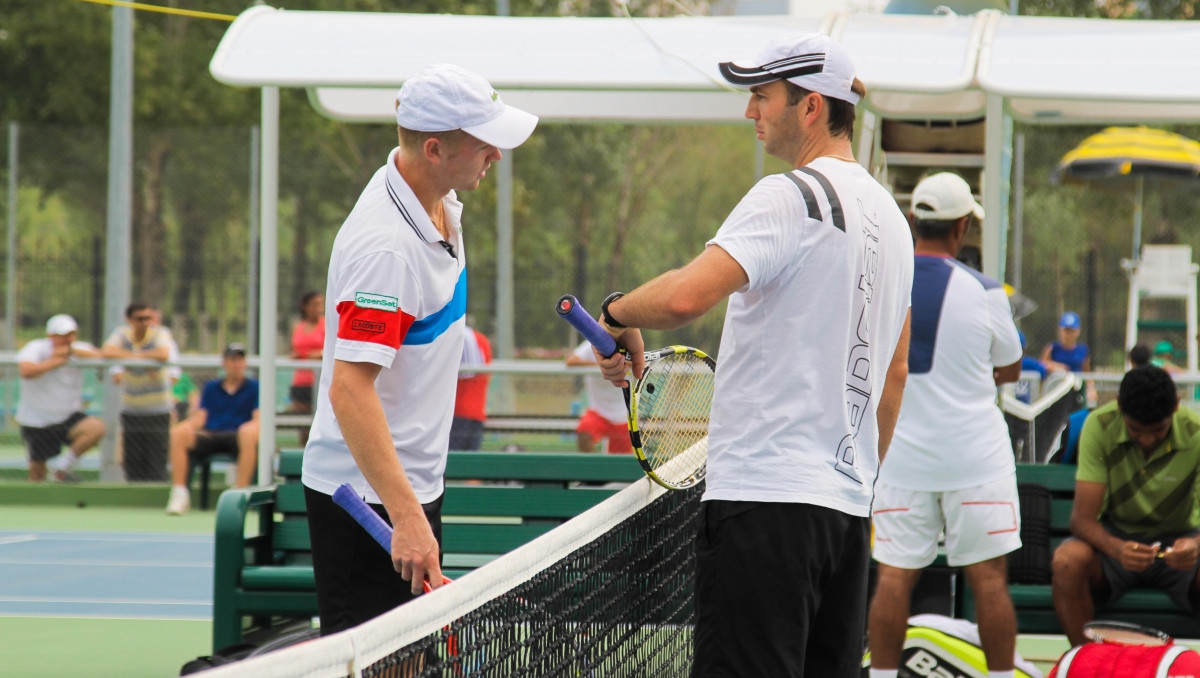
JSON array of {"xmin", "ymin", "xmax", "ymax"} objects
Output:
[{"xmin": 336, "ymin": 300, "xmax": 413, "ymax": 349}]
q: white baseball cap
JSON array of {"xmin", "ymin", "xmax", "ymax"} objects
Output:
[
  {"xmin": 46, "ymin": 314, "xmax": 78, "ymax": 336},
  {"xmin": 718, "ymin": 33, "xmax": 861, "ymax": 105},
  {"xmin": 911, "ymin": 172, "xmax": 985, "ymax": 221},
  {"xmin": 395, "ymin": 63, "xmax": 538, "ymax": 150}
]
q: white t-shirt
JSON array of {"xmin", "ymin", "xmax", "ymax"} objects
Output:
[
  {"xmin": 704, "ymin": 158, "xmax": 914, "ymax": 517},
  {"xmin": 16, "ymin": 338, "xmax": 93, "ymax": 428},
  {"xmin": 302, "ymin": 148, "xmax": 467, "ymax": 505},
  {"xmin": 572, "ymin": 341, "xmax": 627, "ymax": 423},
  {"xmin": 880, "ymin": 255, "xmax": 1023, "ymax": 491}
]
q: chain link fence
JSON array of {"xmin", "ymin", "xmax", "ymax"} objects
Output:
[{"xmin": 3, "ymin": 117, "xmax": 1200, "ymax": 483}]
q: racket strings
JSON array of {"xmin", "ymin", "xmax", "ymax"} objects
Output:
[{"xmin": 636, "ymin": 353, "xmax": 714, "ymax": 483}]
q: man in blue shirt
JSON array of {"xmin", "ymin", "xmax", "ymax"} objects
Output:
[{"xmin": 166, "ymin": 343, "xmax": 259, "ymax": 514}]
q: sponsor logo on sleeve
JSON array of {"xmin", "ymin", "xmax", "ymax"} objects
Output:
[{"xmin": 354, "ymin": 292, "xmax": 399, "ymax": 313}]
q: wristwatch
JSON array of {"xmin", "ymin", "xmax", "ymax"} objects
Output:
[{"xmin": 600, "ymin": 292, "xmax": 627, "ymax": 329}]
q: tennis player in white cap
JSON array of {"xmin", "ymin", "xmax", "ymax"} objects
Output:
[
  {"xmin": 302, "ymin": 63, "xmax": 537, "ymax": 635},
  {"xmin": 592, "ymin": 33, "xmax": 913, "ymax": 677}
]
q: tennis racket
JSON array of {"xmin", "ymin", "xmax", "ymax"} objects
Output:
[
  {"xmin": 1082, "ymin": 620, "xmax": 1173, "ymax": 646},
  {"xmin": 331, "ymin": 483, "xmax": 451, "ymax": 592},
  {"xmin": 556, "ymin": 294, "xmax": 715, "ymax": 491}
]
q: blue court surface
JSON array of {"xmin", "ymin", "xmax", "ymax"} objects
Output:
[{"xmin": 0, "ymin": 529, "xmax": 213, "ymax": 619}]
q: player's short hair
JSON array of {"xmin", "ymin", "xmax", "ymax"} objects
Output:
[
  {"xmin": 783, "ymin": 80, "xmax": 863, "ymax": 139},
  {"xmin": 1129, "ymin": 343, "xmax": 1152, "ymax": 369},
  {"xmin": 1118, "ymin": 365, "xmax": 1177, "ymax": 424},
  {"xmin": 125, "ymin": 301, "xmax": 151, "ymax": 319},
  {"xmin": 911, "ymin": 217, "xmax": 966, "ymax": 241},
  {"xmin": 299, "ymin": 290, "xmax": 321, "ymax": 314},
  {"xmin": 398, "ymin": 126, "xmax": 470, "ymax": 153}
]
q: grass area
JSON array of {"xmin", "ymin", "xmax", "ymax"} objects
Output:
[{"xmin": 0, "ymin": 617, "xmax": 212, "ymax": 678}]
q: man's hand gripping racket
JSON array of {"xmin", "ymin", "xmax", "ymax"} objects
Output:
[
  {"xmin": 556, "ymin": 294, "xmax": 714, "ymax": 491},
  {"xmin": 331, "ymin": 484, "xmax": 450, "ymax": 593}
]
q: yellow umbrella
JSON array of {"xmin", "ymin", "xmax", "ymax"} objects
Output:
[{"xmin": 1053, "ymin": 126, "xmax": 1200, "ymax": 259}]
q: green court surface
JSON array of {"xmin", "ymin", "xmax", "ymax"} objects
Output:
[
  {"xmin": 0, "ymin": 617, "xmax": 211, "ymax": 678},
  {"xmin": 1, "ymin": 501, "xmax": 218, "ymax": 678}
]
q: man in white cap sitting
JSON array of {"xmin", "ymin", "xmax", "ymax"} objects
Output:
[
  {"xmin": 301, "ymin": 63, "xmax": 538, "ymax": 635},
  {"xmin": 16, "ymin": 314, "xmax": 106, "ymax": 482}
]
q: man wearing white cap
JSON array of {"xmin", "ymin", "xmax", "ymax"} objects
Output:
[
  {"xmin": 301, "ymin": 63, "xmax": 537, "ymax": 635},
  {"xmin": 16, "ymin": 314, "xmax": 105, "ymax": 482},
  {"xmin": 869, "ymin": 172, "xmax": 1024, "ymax": 678},
  {"xmin": 591, "ymin": 34, "xmax": 913, "ymax": 676}
]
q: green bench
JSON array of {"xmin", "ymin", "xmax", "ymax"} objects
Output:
[
  {"xmin": 211, "ymin": 448, "xmax": 644, "ymax": 652},
  {"xmin": 959, "ymin": 463, "xmax": 1200, "ymax": 639}
]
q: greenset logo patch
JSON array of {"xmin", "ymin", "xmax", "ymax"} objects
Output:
[{"xmin": 354, "ymin": 292, "xmax": 399, "ymax": 312}]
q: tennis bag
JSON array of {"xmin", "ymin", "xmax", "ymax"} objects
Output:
[
  {"xmin": 1049, "ymin": 642, "xmax": 1200, "ymax": 677},
  {"xmin": 862, "ymin": 614, "xmax": 1043, "ymax": 678}
]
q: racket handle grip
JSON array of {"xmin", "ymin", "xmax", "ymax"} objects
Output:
[
  {"xmin": 332, "ymin": 483, "xmax": 392, "ymax": 553},
  {"xmin": 556, "ymin": 295, "xmax": 618, "ymax": 358}
]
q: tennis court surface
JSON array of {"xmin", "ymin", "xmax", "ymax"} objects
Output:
[{"xmin": 0, "ymin": 505, "xmax": 216, "ymax": 678}]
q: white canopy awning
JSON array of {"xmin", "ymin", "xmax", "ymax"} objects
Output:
[
  {"xmin": 979, "ymin": 15, "xmax": 1200, "ymax": 124},
  {"xmin": 213, "ymin": 6, "xmax": 1200, "ymax": 125}
]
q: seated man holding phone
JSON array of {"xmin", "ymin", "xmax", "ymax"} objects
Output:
[
  {"xmin": 166, "ymin": 343, "xmax": 260, "ymax": 514},
  {"xmin": 1051, "ymin": 365, "xmax": 1200, "ymax": 646}
]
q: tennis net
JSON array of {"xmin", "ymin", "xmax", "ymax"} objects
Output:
[{"xmin": 205, "ymin": 475, "xmax": 703, "ymax": 678}]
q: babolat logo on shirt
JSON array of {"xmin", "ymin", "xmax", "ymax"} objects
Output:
[{"xmin": 355, "ymin": 292, "xmax": 398, "ymax": 312}]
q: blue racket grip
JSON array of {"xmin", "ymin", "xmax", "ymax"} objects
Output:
[
  {"xmin": 332, "ymin": 483, "xmax": 392, "ymax": 553},
  {"xmin": 556, "ymin": 295, "xmax": 618, "ymax": 358}
]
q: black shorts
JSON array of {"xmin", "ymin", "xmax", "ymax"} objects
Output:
[
  {"xmin": 305, "ymin": 485, "xmax": 444, "ymax": 636},
  {"xmin": 121, "ymin": 412, "xmax": 170, "ymax": 482},
  {"xmin": 692, "ymin": 500, "xmax": 870, "ymax": 678},
  {"xmin": 21, "ymin": 412, "xmax": 89, "ymax": 463},
  {"xmin": 289, "ymin": 386, "xmax": 314, "ymax": 409},
  {"xmin": 1094, "ymin": 526, "xmax": 1200, "ymax": 612},
  {"xmin": 190, "ymin": 431, "xmax": 240, "ymax": 461},
  {"xmin": 448, "ymin": 417, "xmax": 485, "ymax": 451}
]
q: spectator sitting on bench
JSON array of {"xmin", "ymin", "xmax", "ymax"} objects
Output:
[
  {"xmin": 1051, "ymin": 365, "xmax": 1200, "ymax": 646},
  {"xmin": 166, "ymin": 343, "xmax": 260, "ymax": 515}
]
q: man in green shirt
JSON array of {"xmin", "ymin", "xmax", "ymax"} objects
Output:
[{"xmin": 1051, "ymin": 366, "xmax": 1200, "ymax": 645}]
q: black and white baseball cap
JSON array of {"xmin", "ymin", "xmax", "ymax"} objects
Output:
[
  {"xmin": 719, "ymin": 33, "xmax": 861, "ymax": 105},
  {"xmin": 395, "ymin": 63, "xmax": 538, "ymax": 150}
]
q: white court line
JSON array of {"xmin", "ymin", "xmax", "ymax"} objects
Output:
[
  {"xmin": 0, "ymin": 535, "xmax": 38, "ymax": 546},
  {"xmin": 0, "ymin": 595, "xmax": 208, "ymax": 606},
  {"xmin": 0, "ymin": 533, "xmax": 212, "ymax": 544},
  {"xmin": 0, "ymin": 612, "xmax": 209, "ymax": 621},
  {"xmin": 0, "ymin": 558, "xmax": 209, "ymax": 567}
]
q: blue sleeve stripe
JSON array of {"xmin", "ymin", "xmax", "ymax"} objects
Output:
[{"xmin": 404, "ymin": 269, "xmax": 467, "ymax": 346}]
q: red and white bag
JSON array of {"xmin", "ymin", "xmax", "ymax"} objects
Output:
[{"xmin": 1050, "ymin": 642, "xmax": 1200, "ymax": 678}]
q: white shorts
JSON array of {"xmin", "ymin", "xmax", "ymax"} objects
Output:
[{"xmin": 872, "ymin": 474, "xmax": 1022, "ymax": 569}]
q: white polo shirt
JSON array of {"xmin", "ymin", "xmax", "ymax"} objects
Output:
[
  {"xmin": 880, "ymin": 255, "xmax": 1023, "ymax": 491},
  {"xmin": 704, "ymin": 158, "xmax": 914, "ymax": 517},
  {"xmin": 302, "ymin": 147, "xmax": 467, "ymax": 505},
  {"xmin": 16, "ymin": 339, "xmax": 93, "ymax": 428},
  {"xmin": 573, "ymin": 341, "xmax": 627, "ymax": 424}
]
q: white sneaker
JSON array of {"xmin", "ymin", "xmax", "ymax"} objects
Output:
[{"xmin": 166, "ymin": 486, "xmax": 191, "ymax": 515}]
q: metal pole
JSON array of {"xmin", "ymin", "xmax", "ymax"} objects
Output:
[
  {"xmin": 256, "ymin": 88, "xmax": 279, "ymax": 484},
  {"xmin": 1132, "ymin": 175, "xmax": 1145, "ymax": 262},
  {"xmin": 6, "ymin": 122, "xmax": 17, "ymax": 352},
  {"xmin": 247, "ymin": 126, "xmax": 260, "ymax": 351},
  {"xmin": 101, "ymin": 6, "xmax": 134, "ymax": 482},
  {"xmin": 1012, "ymin": 132, "xmax": 1025, "ymax": 294},
  {"xmin": 4, "ymin": 123, "xmax": 17, "ymax": 430}
]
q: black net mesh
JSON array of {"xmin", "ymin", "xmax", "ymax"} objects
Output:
[{"xmin": 360, "ymin": 482, "xmax": 702, "ymax": 678}]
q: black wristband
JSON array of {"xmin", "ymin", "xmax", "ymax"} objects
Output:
[{"xmin": 600, "ymin": 292, "xmax": 627, "ymax": 329}]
